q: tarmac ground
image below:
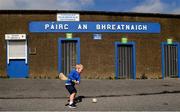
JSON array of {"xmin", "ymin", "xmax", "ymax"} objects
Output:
[{"xmin": 0, "ymin": 79, "xmax": 180, "ymax": 111}]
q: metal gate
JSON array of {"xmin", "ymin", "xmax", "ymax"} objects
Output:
[
  {"xmin": 115, "ymin": 42, "xmax": 136, "ymax": 79},
  {"xmin": 162, "ymin": 43, "xmax": 179, "ymax": 78},
  {"xmin": 58, "ymin": 38, "xmax": 80, "ymax": 76}
]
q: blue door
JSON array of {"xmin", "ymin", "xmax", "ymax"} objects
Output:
[
  {"xmin": 7, "ymin": 40, "xmax": 29, "ymax": 78},
  {"xmin": 7, "ymin": 59, "xmax": 29, "ymax": 78}
]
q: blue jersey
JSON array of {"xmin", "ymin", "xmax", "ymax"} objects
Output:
[{"xmin": 65, "ymin": 69, "xmax": 81, "ymax": 85}]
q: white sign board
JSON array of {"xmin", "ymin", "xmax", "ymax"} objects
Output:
[
  {"xmin": 93, "ymin": 34, "xmax": 102, "ymax": 40},
  {"xmin": 57, "ymin": 13, "xmax": 80, "ymax": 21},
  {"xmin": 5, "ymin": 34, "xmax": 26, "ymax": 40}
]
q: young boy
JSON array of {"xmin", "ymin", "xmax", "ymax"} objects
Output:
[{"xmin": 65, "ymin": 64, "xmax": 83, "ymax": 108}]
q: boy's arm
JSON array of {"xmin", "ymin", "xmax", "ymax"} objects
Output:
[
  {"xmin": 74, "ymin": 74, "xmax": 81, "ymax": 84},
  {"xmin": 68, "ymin": 70, "xmax": 76, "ymax": 81},
  {"xmin": 68, "ymin": 70, "xmax": 81, "ymax": 84},
  {"xmin": 72, "ymin": 74, "xmax": 81, "ymax": 84},
  {"xmin": 72, "ymin": 80, "xmax": 79, "ymax": 84}
]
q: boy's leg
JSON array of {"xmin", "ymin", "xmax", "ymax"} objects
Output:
[
  {"xmin": 69, "ymin": 92, "xmax": 76, "ymax": 105},
  {"xmin": 68, "ymin": 92, "xmax": 77, "ymax": 108},
  {"xmin": 65, "ymin": 85, "xmax": 77, "ymax": 108}
]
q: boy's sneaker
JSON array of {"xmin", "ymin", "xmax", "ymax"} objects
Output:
[{"xmin": 68, "ymin": 103, "xmax": 76, "ymax": 109}]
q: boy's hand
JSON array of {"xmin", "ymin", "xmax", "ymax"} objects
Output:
[{"xmin": 72, "ymin": 80, "xmax": 80, "ymax": 84}]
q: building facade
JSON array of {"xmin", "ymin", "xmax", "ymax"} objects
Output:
[{"xmin": 0, "ymin": 10, "xmax": 180, "ymax": 79}]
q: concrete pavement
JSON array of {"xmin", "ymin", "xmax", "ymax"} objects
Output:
[{"xmin": 0, "ymin": 79, "xmax": 180, "ymax": 111}]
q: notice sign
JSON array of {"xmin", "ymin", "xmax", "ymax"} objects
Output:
[
  {"xmin": 167, "ymin": 38, "xmax": 173, "ymax": 44},
  {"xmin": 93, "ymin": 34, "xmax": 102, "ymax": 40},
  {"xmin": 66, "ymin": 33, "xmax": 72, "ymax": 38},
  {"xmin": 29, "ymin": 21, "xmax": 161, "ymax": 33},
  {"xmin": 57, "ymin": 13, "xmax": 79, "ymax": 21},
  {"xmin": 5, "ymin": 34, "xmax": 26, "ymax": 40}
]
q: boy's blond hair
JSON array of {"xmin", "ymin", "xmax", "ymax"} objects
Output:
[{"xmin": 75, "ymin": 64, "xmax": 84, "ymax": 69}]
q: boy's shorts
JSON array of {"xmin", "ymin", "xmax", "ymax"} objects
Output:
[{"xmin": 65, "ymin": 85, "xmax": 77, "ymax": 94}]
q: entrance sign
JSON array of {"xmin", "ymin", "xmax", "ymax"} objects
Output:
[
  {"xmin": 5, "ymin": 34, "xmax": 26, "ymax": 40},
  {"xmin": 57, "ymin": 13, "xmax": 80, "ymax": 21},
  {"xmin": 29, "ymin": 21, "xmax": 161, "ymax": 33}
]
